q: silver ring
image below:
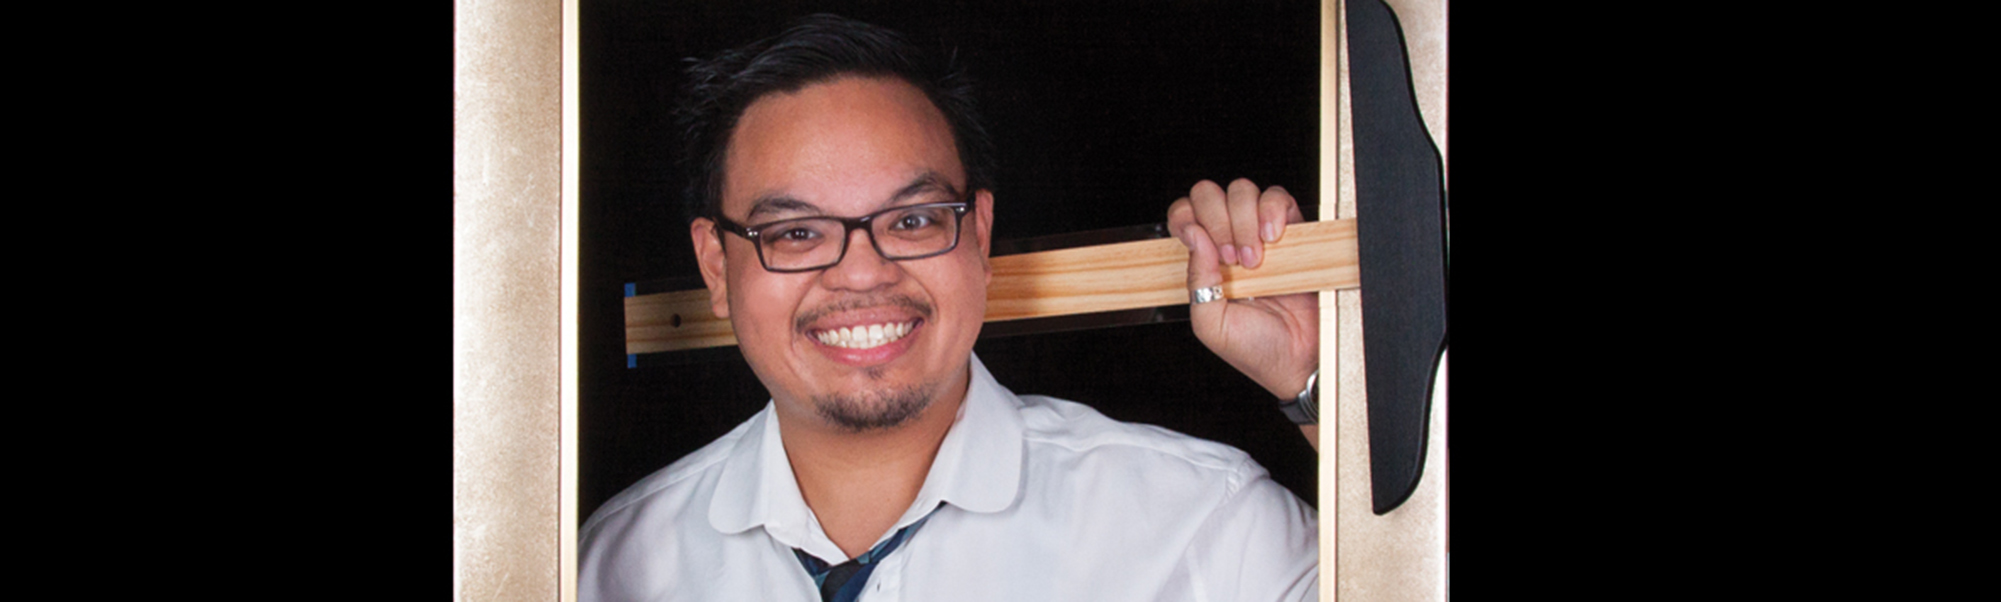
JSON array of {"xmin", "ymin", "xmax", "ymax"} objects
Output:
[{"xmin": 1190, "ymin": 285, "xmax": 1225, "ymax": 304}]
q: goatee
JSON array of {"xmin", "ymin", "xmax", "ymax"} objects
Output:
[{"xmin": 813, "ymin": 380, "xmax": 936, "ymax": 431}]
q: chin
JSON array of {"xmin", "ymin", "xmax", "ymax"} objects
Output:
[{"xmin": 812, "ymin": 380, "xmax": 938, "ymax": 432}]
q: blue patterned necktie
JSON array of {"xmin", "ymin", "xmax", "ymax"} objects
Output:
[{"xmin": 792, "ymin": 509, "xmax": 938, "ymax": 602}]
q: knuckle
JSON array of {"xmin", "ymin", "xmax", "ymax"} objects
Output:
[
  {"xmin": 1228, "ymin": 180, "xmax": 1261, "ymax": 205},
  {"xmin": 1261, "ymin": 187, "xmax": 1292, "ymax": 205},
  {"xmin": 1191, "ymin": 179, "xmax": 1224, "ymax": 198}
]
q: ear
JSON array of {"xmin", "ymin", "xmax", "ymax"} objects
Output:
[
  {"xmin": 973, "ymin": 189, "xmax": 995, "ymax": 283},
  {"xmin": 690, "ymin": 218, "xmax": 731, "ymax": 319}
]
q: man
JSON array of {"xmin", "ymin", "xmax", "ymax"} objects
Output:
[{"xmin": 579, "ymin": 15, "xmax": 1323, "ymax": 601}]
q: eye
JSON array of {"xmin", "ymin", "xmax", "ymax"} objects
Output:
[
  {"xmin": 774, "ymin": 227, "xmax": 821, "ymax": 241},
  {"xmin": 760, "ymin": 224, "xmax": 828, "ymax": 251},
  {"xmin": 891, "ymin": 213, "xmax": 936, "ymax": 231}
]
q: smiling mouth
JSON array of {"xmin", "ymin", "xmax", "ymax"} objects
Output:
[{"xmin": 813, "ymin": 320, "xmax": 918, "ymax": 349}]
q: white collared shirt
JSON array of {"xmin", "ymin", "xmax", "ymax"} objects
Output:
[{"xmin": 579, "ymin": 354, "xmax": 1318, "ymax": 601}]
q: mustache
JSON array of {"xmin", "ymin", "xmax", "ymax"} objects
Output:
[{"xmin": 794, "ymin": 294, "xmax": 934, "ymax": 333}]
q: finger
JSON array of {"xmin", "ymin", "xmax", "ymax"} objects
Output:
[
  {"xmin": 1257, "ymin": 185, "xmax": 1298, "ymax": 244},
  {"xmin": 1166, "ymin": 196, "xmax": 1197, "ymax": 247},
  {"xmin": 1188, "ymin": 179, "xmax": 1237, "ymax": 265},
  {"xmin": 1182, "ymin": 224, "xmax": 1226, "ymax": 339},
  {"xmin": 1227, "ymin": 178, "xmax": 1264, "ymax": 268}
]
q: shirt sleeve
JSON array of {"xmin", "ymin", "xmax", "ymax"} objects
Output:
[{"xmin": 1169, "ymin": 459, "xmax": 1321, "ymax": 602}]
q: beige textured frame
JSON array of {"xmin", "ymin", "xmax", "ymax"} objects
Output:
[
  {"xmin": 450, "ymin": 1, "xmax": 1445, "ymax": 600},
  {"xmin": 1327, "ymin": 2, "xmax": 1449, "ymax": 600},
  {"xmin": 453, "ymin": 1, "xmax": 574, "ymax": 599}
]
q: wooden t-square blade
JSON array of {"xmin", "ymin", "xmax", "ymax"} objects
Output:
[{"xmin": 623, "ymin": 219, "xmax": 1360, "ymax": 355}]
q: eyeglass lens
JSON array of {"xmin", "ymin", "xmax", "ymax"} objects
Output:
[{"xmin": 759, "ymin": 204, "xmax": 961, "ymax": 270}]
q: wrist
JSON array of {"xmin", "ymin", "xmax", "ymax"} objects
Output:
[
  {"xmin": 1275, "ymin": 369, "xmax": 1318, "ymax": 425},
  {"xmin": 1258, "ymin": 364, "xmax": 1317, "ymax": 402}
]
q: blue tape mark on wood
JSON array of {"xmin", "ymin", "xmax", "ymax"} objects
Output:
[
  {"xmin": 625, "ymin": 282, "xmax": 636, "ymax": 297},
  {"xmin": 627, "ymin": 354, "xmax": 636, "ymax": 369}
]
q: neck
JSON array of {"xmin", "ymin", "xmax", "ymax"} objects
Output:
[{"xmin": 778, "ymin": 365, "xmax": 970, "ymax": 558}]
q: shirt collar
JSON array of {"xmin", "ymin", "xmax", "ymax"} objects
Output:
[
  {"xmin": 908, "ymin": 353, "xmax": 1024, "ymax": 515},
  {"xmin": 708, "ymin": 403, "xmax": 814, "ymax": 542},
  {"xmin": 707, "ymin": 353, "xmax": 1026, "ymax": 542}
]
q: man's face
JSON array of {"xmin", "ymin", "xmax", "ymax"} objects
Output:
[{"xmin": 691, "ymin": 76, "xmax": 994, "ymax": 432}]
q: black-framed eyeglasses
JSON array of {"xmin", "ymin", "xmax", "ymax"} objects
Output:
[{"xmin": 711, "ymin": 191, "xmax": 976, "ymax": 273}]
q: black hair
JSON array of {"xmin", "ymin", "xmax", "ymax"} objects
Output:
[{"xmin": 674, "ymin": 14, "xmax": 996, "ymax": 224}]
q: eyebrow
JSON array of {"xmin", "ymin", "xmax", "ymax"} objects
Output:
[
  {"xmin": 742, "ymin": 171, "xmax": 964, "ymax": 221},
  {"xmin": 743, "ymin": 196, "xmax": 817, "ymax": 221},
  {"xmin": 889, "ymin": 171, "xmax": 962, "ymax": 204}
]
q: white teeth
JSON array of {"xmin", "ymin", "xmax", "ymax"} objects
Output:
[{"xmin": 815, "ymin": 321, "xmax": 916, "ymax": 349}]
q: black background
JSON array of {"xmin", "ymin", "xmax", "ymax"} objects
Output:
[{"xmin": 580, "ymin": 0, "xmax": 1324, "ymax": 522}]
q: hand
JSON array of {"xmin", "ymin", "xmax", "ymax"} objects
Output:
[{"xmin": 1167, "ymin": 178, "xmax": 1319, "ymax": 402}]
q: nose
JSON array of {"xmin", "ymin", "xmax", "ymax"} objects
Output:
[{"xmin": 818, "ymin": 226, "xmax": 903, "ymax": 291}]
